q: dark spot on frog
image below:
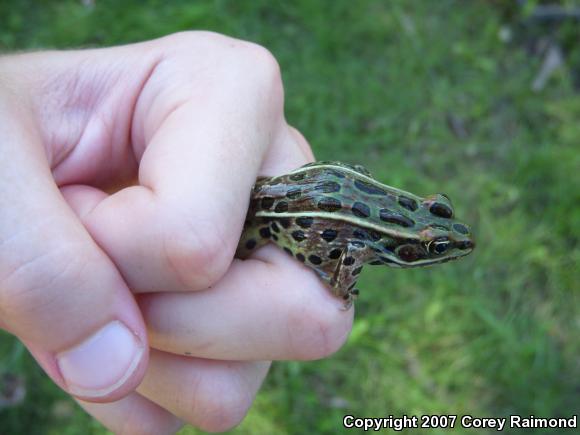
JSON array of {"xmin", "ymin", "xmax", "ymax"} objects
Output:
[
  {"xmin": 327, "ymin": 169, "xmax": 345, "ymax": 178},
  {"xmin": 329, "ymin": 248, "xmax": 342, "ymax": 259},
  {"xmin": 321, "ymin": 229, "xmax": 338, "ymax": 242},
  {"xmin": 286, "ymin": 188, "xmax": 302, "ymax": 199},
  {"xmin": 315, "ymin": 181, "xmax": 341, "ymax": 193},
  {"xmin": 279, "ymin": 218, "xmax": 291, "ymax": 229},
  {"xmin": 296, "ymin": 216, "xmax": 314, "ymax": 228},
  {"xmin": 397, "ymin": 245, "xmax": 420, "ymax": 262},
  {"xmin": 245, "ymin": 239, "xmax": 257, "ymax": 250},
  {"xmin": 352, "ymin": 266, "xmax": 363, "ymax": 276},
  {"xmin": 429, "ymin": 202, "xmax": 453, "ymax": 219},
  {"xmin": 291, "ymin": 230, "xmax": 306, "ymax": 242},
  {"xmin": 259, "ymin": 227, "xmax": 271, "ymax": 238},
  {"xmin": 283, "ymin": 247, "xmax": 293, "ymax": 256},
  {"xmin": 353, "ymin": 229, "xmax": 369, "ymax": 240},
  {"xmin": 296, "ymin": 253, "xmax": 306, "ymax": 262},
  {"xmin": 354, "ymin": 179, "xmax": 388, "ymax": 196},
  {"xmin": 261, "ymin": 197, "xmax": 274, "ymax": 209},
  {"xmin": 351, "ymin": 201, "xmax": 370, "ymax": 218},
  {"xmin": 309, "ymin": 254, "xmax": 322, "ymax": 265},
  {"xmin": 354, "ymin": 164, "xmax": 371, "ymax": 176},
  {"xmin": 398, "ymin": 195, "xmax": 418, "ymax": 211},
  {"xmin": 275, "ymin": 201, "xmax": 289, "ymax": 213},
  {"xmin": 343, "ymin": 256, "xmax": 355, "ymax": 266},
  {"xmin": 272, "ymin": 234, "xmax": 278, "ymax": 241},
  {"xmin": 379, "ymin": 209, "xmax": 415, "ymax": 227},
  {"xmin": 289, "ymin": 172, "xmax": 305, "ymax": 181},
  {"xmin": 317, "ymin": 197, "xmax": 342, "ymax": 212},
  {"xmin": 271, "ymin": 222, "xmax": 280, "ymax": 233}
]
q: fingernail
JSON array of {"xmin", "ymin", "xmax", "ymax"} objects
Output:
[{"xmin": 56, "ymin": 321, "xmax": 144, "ymax": 398}]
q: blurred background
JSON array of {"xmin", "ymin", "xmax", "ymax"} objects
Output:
[{"xmin": 0, "ymin": 1, "xmax": 578, "ymax": 434}]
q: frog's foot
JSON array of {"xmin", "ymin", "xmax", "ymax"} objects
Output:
[{"xmin": 341, "ymin": 287, "xmax": 359, "ymax": 311}]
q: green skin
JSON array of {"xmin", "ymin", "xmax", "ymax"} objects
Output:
[{"xmin": 237, "ymin": 161, "xmax": 475, "ymax": 308}]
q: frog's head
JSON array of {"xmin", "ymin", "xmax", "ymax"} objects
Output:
[{"xmin": 371, "ymin": 193, "xmax": 475, "ymax": 267}]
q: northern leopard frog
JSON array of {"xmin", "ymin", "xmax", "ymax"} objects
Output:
[{"xmin": 237, "ymin": 161, "xmax": 475, "ymax": 308}]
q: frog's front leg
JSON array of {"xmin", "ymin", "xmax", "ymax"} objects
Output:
[{"xmin": 330, "ymin": 241, "xmax": 371, "ymax": 309}]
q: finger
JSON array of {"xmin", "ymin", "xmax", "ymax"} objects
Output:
[
  {"xmin": 78, "ymin": 393, "xmax": 183, "ymax": 435},
  {"xmin": 60, "ymin": 185, "xmax": 108, "ymax": 220},
  {"xmin": 137, "ymin": 350, "xmax": 270, "ymax": 433},
  {"xmin": 138, "ymin": 245, "xmax": 353, "ymax": 361},
  {"xmin": 77, "ymin": 33, "xmax": 288, "ymax": 294},
  {"xmin": 0, "ymin": 92, "xmax": 147, "ymax": 401},
  {"xmin": 258, "ymin": 123, "xmax": 315, "ymax": 175},
  {"xmin": 289, "ymin": 125, "xmax": 315, "ymax": 160}
]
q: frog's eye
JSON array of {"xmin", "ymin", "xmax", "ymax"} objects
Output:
[{"xmin": 428, "ymin": 238, "xmax": 450, "ymax": 255}]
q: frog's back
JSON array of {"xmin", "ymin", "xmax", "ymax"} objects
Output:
[{"xmin": 250, "ymin": 161, "xmax": 429, "ymax": 238}]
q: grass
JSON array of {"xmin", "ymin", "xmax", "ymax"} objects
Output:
[{"xmin": 1, "ymin": 1, "xmax": 579, "ymax": 434}]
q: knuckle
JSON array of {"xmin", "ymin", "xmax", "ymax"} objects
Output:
[
  {"xmin": 167, "ymin": 31, "xmax": 284, "ymax": 109},
  {"xmin": 0, "ymin": 246, "xmax": 86, "ymax": 323},
  {"xmin": 287, "ymin": 298, "xmax": 353, "ymax": 360},
  {"xmin": 163, "ymin": 30, "xmax": 231, "ymax": 48},
  {"xmin": 156, "ymin": 32, "xmax": 285, "ymax": 131},
  {"xmin": 163, "ymin": 221, "xmax": 234, "ymax": 290},
  {"xmin": 176, "ymin": 30, "xmax": 282, "ymax": 76},
  {"xmin": 241, "ymin": 41, "xmax": 282, "ymax": 80},
  {"xmin": 239, "ymin": 42, "xmax": 284, "ymax": 109},
  {"xmin": 166, "ymin": 31, "xmax": 282, "ymax": 80}
]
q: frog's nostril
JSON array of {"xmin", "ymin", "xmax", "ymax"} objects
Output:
[{"xmin": 458, "ymin": 240, "xmax": 475, "ymax": 250}]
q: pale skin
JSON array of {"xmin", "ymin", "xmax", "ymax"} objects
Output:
[{"xmin": 0, "ymin": 32, "xmax": 354, "ymax": 433}]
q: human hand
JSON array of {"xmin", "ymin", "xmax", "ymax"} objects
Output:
[{"xmin": 0, "ymin": 32, "xmax": 353, "ymax": 433}]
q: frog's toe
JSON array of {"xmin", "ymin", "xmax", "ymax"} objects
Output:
[
  {"xmin": 341, "ymin": 299, "xmax": 353, "ymax": 311},
  {"xmin": 340, "ymin": 288, "xmax": 359, "ymax": 310}
]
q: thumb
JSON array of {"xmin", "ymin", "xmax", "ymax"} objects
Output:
[{"xmin": 0, "ymin": 94, "xmax": 148, "ymax": 402}]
